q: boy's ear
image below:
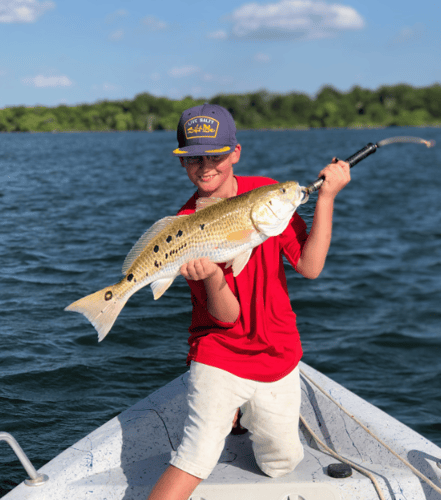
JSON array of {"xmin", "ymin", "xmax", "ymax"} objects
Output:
[{"xmin": 232, "ymin": 144, "xmax": 241, "ymax": 164}]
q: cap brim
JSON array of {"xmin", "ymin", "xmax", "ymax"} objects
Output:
[{"xmin": 172, "ymin": 145, "xmax": 234, "ymax": 157}]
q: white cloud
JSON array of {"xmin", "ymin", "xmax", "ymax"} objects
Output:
[
  {"xmin": 109, "ymin": 29, "xmax": 124, "ymax": 41},
  {"xmin": 105, "ymin": 9, "xmax": 128, "ymax": 24},
  {"xmin": 168, "ymin": 66, "xmax": 200, "ymax": 78},
  {"xmin": 91, "ymin": 82, "xmax": 121, "ymax": 93},
  {"xmin": 207, "ymin": 29, "xmax": 228, "ymax": 39},
  {"xmin": 141, "ymin": 15, "xmax": 168, "ymax": 31},
  {"xmin": 190, "ymin": 86, "xmax": 203, "ymax": 96},
  {"xmin": 228, "ymin": 0, "xmax": 364, "ymax": 40},
  {"xmin": 0, "ymin": 0, "xmax": 55, "ymax": 23},
  {"xmin": 391, "ymin": 23, "xmax": 425, "ymax": 45},
  {"xmin": 254, "ymin": 52, "xmax": 270, "ymax": 62},
  {"xmin": 22, "ymin": 74, "xmax": 73, "ymax": 88},
  {"xmin": 102, "ymin": 83, "xmax": 119, "ymax": 91}
]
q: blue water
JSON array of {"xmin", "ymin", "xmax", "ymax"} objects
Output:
[{"xmin": 1, "ymin": 128, "xmax": 440, "ymax": 496}]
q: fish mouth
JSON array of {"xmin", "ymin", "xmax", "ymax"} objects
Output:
[
  {"xmin": 266, "ymin": 199, "xmax": 297, "ymax": 219},
  {"xmin": 267, "ymin": 204, "xmax": 278, "ymax": 218},
  {"xmin": 266, "ymin": 203, "xmax": 285, "ymax": 220}
]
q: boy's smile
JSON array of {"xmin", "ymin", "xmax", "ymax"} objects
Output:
[{"xmin": 179, "ymin": 144, "xmax": 241, "ymax": 199}]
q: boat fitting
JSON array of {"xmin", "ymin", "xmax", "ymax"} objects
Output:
[
  {"xmin": 327, "ymin": 462, "xmax": 353, "ymax": 478},
  {"xmin": 0, "ymin": 432, "xmax": 49, "ymax": 486}
]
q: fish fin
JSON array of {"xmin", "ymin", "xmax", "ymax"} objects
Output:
[
  {"xmin": 122, "ymin": 215, "xmax": 188, "ymax": 275},
  {"xmin": 196, "ymin": 197, "xmax": 224, "ymax": 212},
  {"xmin": 65, "ymin": 285, "xmax": 128, "ymax": 342},
  {"xmin": 231, "ymin": 249, "xmax": 253, "ymax": 277},
  {"xmin": 150, "ymin": 277, "xmax": 175, "ymax": 300},
  {"xmin": 226, "ymin": 229, "xmax": 255, "ymax": 242}
]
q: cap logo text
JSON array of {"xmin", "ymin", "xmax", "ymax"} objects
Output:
[{"xmin": 185, "ymin": 116, "xmax": 219, "ymax": 140}]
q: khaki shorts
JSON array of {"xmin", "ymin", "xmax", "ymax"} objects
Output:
[{"xmin": 170, "ymin": 362, "xmax": 304, "ymax": 479}]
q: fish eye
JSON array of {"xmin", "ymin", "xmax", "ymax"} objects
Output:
[{"xmin": 280, "ymin": 187, "xmax": 286, "ymax": 193}]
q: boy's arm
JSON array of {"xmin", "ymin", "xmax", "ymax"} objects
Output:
[
  {"xmin": 180, "ymin": 258, "xmax": 240, "ymax": 323},
  {"xmin": 296, "ymin": 159, "xmax": 351, "ymax": 279}
]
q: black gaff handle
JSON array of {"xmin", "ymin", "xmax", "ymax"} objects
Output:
[
  {"xmin": 305, "ymin": 143, "xmax": 378, "ymax": 194},
  {"xmin": 303, "ymin": 136, "xmax": 434, "ymax": 196},
  {"xmin": 345, "ymin": 142, "xmax": 378, "ymax": 167}
]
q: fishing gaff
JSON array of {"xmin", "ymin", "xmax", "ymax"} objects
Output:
[{"xmin": 301, "ymin": 136, "xmax": 436, "ymax": 201}]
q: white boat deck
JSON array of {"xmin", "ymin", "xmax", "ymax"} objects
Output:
[{"xmin": 4, "ymin": 362, "xmax": 441, "ymax": 500}]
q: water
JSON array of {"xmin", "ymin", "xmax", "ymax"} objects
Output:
[{"xmin": 1, "ymin": 128, "xmax": 440, "ymax": 495}]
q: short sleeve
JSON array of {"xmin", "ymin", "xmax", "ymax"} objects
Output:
[{"xmin": 280, "ymin": 213, "xmax": 308, "ymax": 270}]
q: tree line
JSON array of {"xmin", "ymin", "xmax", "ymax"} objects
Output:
[{"xmin": 1, "ymin": 84, "xmax": 441, "ymax": 133}]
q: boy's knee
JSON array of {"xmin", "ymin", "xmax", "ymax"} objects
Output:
[{"xmin": 256, "ymin": 445, "xmax": 304, "ymax": 478}]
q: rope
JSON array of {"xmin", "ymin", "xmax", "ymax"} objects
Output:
[
  {"xmin": 299, "ymin": 414, "xmax": 387, "ymax": 500},
  {"xmin": 300, "ymin": 368, "xmax": 441, "ymax": 497}
]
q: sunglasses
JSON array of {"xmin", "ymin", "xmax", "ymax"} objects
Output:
[{"xmin": 181, "ymin": 155, "xmax": 229, "ymax": 167}]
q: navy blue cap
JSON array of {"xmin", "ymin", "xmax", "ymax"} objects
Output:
[{"xmin": 172, "ymin": 104, "xmax": 237, "ymax": 157}]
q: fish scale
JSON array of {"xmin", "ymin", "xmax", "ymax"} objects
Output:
[{"xmin": 65, "ymin": 180, "xmax": 306, "ymax": 341}]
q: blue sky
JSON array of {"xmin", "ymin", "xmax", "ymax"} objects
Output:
[{"xmin": 0, "ymin": 0, "xmax": 440, "ymax": 108}]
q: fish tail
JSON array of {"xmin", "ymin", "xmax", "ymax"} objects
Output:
[{"xmin": 65, "ymin": 285, "xmax": 128, "ymax": 342}]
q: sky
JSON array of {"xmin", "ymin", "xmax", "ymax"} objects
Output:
[{"xmin": 0, "ymin": 0, "xmax": 440, "ymax": 108}]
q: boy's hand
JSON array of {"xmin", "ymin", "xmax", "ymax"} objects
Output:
[
  {"xmin": 181, "ymin": 257, "xmax": 240, "ymax": 323},
  {"xmin": 317, "ymin": 158, "xmax": 351, "ymax": 199},
  {"xmin": 181, "ymin": 257, "xmax": 221, "ymax": 281}
]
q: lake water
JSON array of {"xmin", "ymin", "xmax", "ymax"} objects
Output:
[{"xmin": 1, "ymin": 127, "xmax": 440, "ymax": 496}]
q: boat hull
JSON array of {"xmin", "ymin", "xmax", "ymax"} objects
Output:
[{"xmin": 4, "ymin": 362, "xmax": 441, "ymax": 500}]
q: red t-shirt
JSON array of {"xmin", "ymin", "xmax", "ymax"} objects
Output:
[{"xmin": 177, "ymin": 175, "xmax": 308, "ymax": 382}]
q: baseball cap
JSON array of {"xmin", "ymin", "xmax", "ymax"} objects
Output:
[{"xmin": 172, "ymin": 104, "xmax": 237, "ymax": 157}]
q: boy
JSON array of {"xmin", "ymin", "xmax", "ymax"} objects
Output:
[{"xmin": 147, "ymin": 104, "xmax": 350, "ymax": 500}]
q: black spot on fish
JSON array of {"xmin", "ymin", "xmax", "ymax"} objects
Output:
[
  {"xmin": 155, "ymin": 260, "xmax": 159, "ymax": 268},
  {"xmin": 105, "ymin": 291, "xmax": 113, "ymax": 301},
  {"xmin": 200, "ymin": 224, "xmax": 205, "ymax": 230},
  {"xmin": 146, "ymin": 272, "xmax": 149, "ymax": 276},
  {"xmin": 166, "ymin": 235, "xmax": 172, "ymax": 243},
  {"xmin": 176, "ymin": 230, "xmax": 183, "ymax": 238},
  {"xmin": 165, "ymin": 253, "xmax": 168, "ymax": 259},
  {"xmin": 154, "ymin": 245, "xmax": 159, "ymax": 253},
  {"xmin": 127, "ymin": 273, "xmax": 134, "ymax": 282}
]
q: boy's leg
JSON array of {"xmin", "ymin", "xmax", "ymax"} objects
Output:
[
  {"xmin": 171, "ymin": 362, "xmax": 251, "ymax": 476},
  {"xmin": 240, "ymin": 365, "xmax": 304, "ymax": 478},
  {"xmin": 147, "ymin": 465, "xmax": 202, "ymax": 500}
]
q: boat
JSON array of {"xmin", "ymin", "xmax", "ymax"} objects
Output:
[{"xmin": 3, "ymin": 361, "xmax": 441, "ymax": 500}]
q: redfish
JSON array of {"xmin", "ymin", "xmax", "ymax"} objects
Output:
[{"xmin": 65, "ymin": 181, "xmax": 306, "ymax": 341}]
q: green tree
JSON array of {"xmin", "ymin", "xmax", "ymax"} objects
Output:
[
  {"xmin": 1, "ymin": 83, "xmax": 440, "ymax": 132},
  {"xmin": 424, "ymin": 84, "xmax": 441, "ymax": 120},
  {"xmin": 0, "ymin": 108, "xmax": 16, "ymax": 131},
  {"xmin": 114, "ymin": 111, "xmax": 134, "ymax": 131}
]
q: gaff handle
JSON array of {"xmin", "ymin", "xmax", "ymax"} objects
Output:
[
  {"xmin": 345, "ymin": 142, "xmax": 378, "ymax": 167},
  {"xmin": 305, "ymin": 142, "xmax": 378, "ymax": 194}
]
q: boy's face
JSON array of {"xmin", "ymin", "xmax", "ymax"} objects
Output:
[{"xmin": 179, "ymin": 144, "xmax": 241, "ymax": 198}]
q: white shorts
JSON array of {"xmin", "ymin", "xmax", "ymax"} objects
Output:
[{"xmin": 170, "ymin": 362, "xmax": 304, "ymax": 479}]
